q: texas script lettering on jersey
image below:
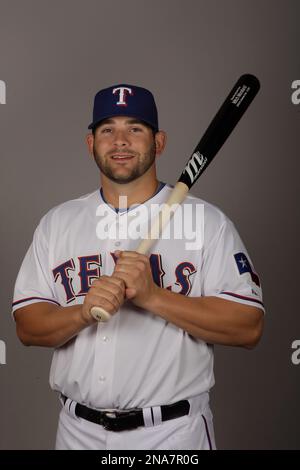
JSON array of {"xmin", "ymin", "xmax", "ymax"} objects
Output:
[{"xmin": 52, "ymin": 254, "xmax": 197, "ymax": 303}]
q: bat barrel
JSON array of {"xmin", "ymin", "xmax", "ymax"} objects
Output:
[{"xmin": 178, "ymin": 74, "xmax": 260, "ymax": 189}]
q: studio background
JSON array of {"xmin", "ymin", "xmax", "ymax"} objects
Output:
[{"xmin": 0, "ymin": 0, "xmax": 299, "ymax": 449}]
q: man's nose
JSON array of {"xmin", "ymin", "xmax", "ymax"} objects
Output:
[{"xmin": 113, "ymin": 129, "xmax": 130, "ymax": 146}]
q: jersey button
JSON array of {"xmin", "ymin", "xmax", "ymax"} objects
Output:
[
  {"xmin": 99, "ymin": 376, "xmax": 106, "ymax": 382},
  {"xmin": 115, "ymin": 241, "xmax": 121, "ymax": 246},
  {"xmin": 102, "ymin": 336, "xmax": 108, "ymax": 342}
]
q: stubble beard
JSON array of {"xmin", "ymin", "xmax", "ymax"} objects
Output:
[{"xmin": 93, "ymin": 141, "xmax": 156, "ymax": 184}]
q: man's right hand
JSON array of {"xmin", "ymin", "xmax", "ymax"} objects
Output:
[{"xmin": 81, "ymin": 275, "xmax": 126, "ymax": 324}]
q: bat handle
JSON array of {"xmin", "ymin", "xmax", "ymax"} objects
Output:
[{"xmin": 90, "ymin": 306, "xmax": 112, "ymax": 322}]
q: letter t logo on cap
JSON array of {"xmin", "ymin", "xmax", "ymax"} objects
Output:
[{"xmin": 113, "ymin": 87, "xmax": 133, "ymax": 106}]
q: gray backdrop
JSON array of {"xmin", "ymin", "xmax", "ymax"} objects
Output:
[{"xmin": 0, "ymin": 0, "xmax": 299, "ymax": 450}]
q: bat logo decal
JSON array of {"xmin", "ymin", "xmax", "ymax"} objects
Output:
[{"xmin": 183, "ymin": 151, "xmax": 208, "ymax": 184}]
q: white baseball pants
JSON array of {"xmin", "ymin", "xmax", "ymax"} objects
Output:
[{"xmin": 55, "ymin": 393, "xmax": 216, "ymax": 450}]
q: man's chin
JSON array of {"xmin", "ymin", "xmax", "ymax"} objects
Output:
[
  {"xmin": 104, "ymin": 172, "xmax": 139, "ymax": 184},
  {"xmin": 110, "ymin": 177, "xmax": 137, "ymax": 184}
]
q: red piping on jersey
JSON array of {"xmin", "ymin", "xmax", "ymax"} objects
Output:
[
  {"xmin": 220, "ymin": 291, "xmax": 264, "ymax": 307},
  {"xmin": 12, "ymin": 296, "xmax": 61, "ymax": 307}
]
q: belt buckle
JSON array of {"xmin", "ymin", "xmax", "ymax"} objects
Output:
[
  {"xmin": 100, "ymin": 410, "xmax": 140, "ymax": 432},
  {"xmin": 100, "ymin": 411, "xmax": 119, "ymax": 431}
]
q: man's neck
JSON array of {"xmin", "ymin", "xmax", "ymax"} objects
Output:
[{"xmin": 100, "ymin": 175, "xmax": 160, "ymax": 209}]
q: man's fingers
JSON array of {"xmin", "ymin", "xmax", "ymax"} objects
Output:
[
  {"xmin": 125, "ymin": 287, "xmax": 137, "ymax": 299},
  {"xmin": 88, "ymin": 288, "xmax": 122, "ymax": 311},
  {"xmin": 91, "ymin": 276, "xmax": 125, "ymax": 295},
  {"xmin": 92, "ymin": 275, "xmax": 125, "ymax": 290},
  {"xmin": 111, "ymin": 271, "xmax": 135, "ymax": 291},
  {"xmin": 90, "ymin": 276, "xmax": 126, "ymax": 306},
  {"xmin": 114, "ymin": 261, "xmax": 146, "ymax": 278},
  {"xmin": 86, "ymin": 293, "xmax": 119, "ymax": 315}
]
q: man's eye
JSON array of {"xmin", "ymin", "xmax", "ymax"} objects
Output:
[
  {"xmin": 101, "ymin": 128, "xmax": 112, "ymax": 133},
  {"xmin": 131, "ymin": 127, "xmax": 142, "ymax": 132}
]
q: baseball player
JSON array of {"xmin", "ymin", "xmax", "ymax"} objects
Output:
[{"xmin": 12, "ymin": 84, "xmax": 264, "ymax": 450}]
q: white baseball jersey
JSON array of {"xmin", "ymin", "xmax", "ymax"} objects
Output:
[{"xmin": 12, "ymin": 183, "xmax": 264, "ymax": 410}]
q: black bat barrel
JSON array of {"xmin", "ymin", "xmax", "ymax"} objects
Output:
[{"xmin": 178, "ymin": 74, "xmax": 260, "ymax": 189}]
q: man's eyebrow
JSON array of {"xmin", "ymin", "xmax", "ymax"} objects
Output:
[
  {"xmin": 98, "ymin": 118, "xmax": 146, "ymax": 126},
  {"xmin": 98, "ymin": 118, "xmax": 115, "ymax": 126}
]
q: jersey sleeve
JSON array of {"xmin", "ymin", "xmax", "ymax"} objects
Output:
[
  {"xmin": 12, "ymin": 216, "xmax": 60, "ymax": 315},
  {"xmin": 201, "ymin": 218, "xmax": 265, "ymax": 312}
]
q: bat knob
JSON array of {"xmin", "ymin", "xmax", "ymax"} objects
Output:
[{"xmin": 90, "ymin": 306, "xmax": 112, "ymax": 322}]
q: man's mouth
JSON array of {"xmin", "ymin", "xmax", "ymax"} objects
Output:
[{"xmin": 111, "ymin": 154, "xmax": 135, "ymax": 160}]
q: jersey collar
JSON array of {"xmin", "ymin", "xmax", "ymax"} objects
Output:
[{"xmin": 98, "ymin": 181, "xmax": 166, "ymax": 215}]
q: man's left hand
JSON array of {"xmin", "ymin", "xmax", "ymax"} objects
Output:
[{"xmin": 113, "ymin": 250, "xmax": 159, "ymax": 310}]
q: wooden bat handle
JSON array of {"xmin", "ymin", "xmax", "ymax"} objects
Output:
[
  {"xmin": 90, "ymin": 306, "xmax": 112, "ymax": 322},
  {"xmin": 90, "ymin": 182, "xmax": 188, "ymax": 322}
]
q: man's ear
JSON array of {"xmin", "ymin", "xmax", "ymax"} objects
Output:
[
  {"xmin": 86, "ymin": 133, "xmax": 94, "ymax": 156},
  {"xmin": 154, "ymin": 130, "xmax": 167, "ymax": 157}
]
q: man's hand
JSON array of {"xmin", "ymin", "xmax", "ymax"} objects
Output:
[
  {"xmin": 113, "ymin": 251, "xmax": 159, "ymax": 310},
  {"xmin": 82, "ymin": 275, "xmax": 126, "ymax": 323}
]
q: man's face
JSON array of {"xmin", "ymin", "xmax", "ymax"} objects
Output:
[{"xmin": 91, "ymin": 116, "xmax": 157, "ymax": 184}]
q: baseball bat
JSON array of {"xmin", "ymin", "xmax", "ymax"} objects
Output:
[{"xmin": 90, "ymin": 74, "xmax": 260, "ymax": 322}]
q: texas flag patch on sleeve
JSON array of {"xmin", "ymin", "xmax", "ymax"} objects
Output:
[{"xmin": 234, "ymin": 252, "xmax": 261, "ymax": 287}]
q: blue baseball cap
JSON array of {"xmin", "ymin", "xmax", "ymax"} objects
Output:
[{"xmin": 88, "ymin": 84, "xmax": 159, "ymax": 132}]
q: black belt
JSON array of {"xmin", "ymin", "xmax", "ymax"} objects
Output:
[{"xmin": 61, "ymin": 395, "xmax": 190, "ymax": 432}]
